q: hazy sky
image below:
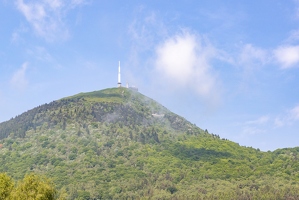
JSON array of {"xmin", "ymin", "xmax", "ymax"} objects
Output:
[{"xmin": 1, "ymin": 0, "xmax": 299, "ymax": 151}]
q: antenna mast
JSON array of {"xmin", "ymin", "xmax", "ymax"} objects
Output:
[{"xmin": 117, "ymin": 61, "xmax": 121, "ymax": 87}]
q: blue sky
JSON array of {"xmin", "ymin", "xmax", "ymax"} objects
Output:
[{"xmin": 1, "ymin": 0, "xmax": 299, "ymax": 151}]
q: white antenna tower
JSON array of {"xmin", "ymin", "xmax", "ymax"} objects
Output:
[{"xmin": 117, "ymin": 61, "xmax": 121, "ymax": 87}]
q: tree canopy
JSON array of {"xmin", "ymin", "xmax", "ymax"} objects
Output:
[{"xmin": 0, "ymin": 173, "xmax": 57, "ymax": 200}]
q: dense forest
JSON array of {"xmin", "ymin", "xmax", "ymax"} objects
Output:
[{"xmin": 1, "ymin": 88, "xmax": 299, "ymax": 199}]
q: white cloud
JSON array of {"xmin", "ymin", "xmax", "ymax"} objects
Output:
[
  {"xmin": 290, "ymin": 105, "xmax": 299, "ymax": 120},
  {"xmin": 274, "ymin": 45, "xmax": 299, "ymax": 68},
  {"xmin": 155, "ymin": 33, "xmax": 196, "ymax": 85},
  {"xmin": 10, "ymin": 62, "xmax": 29, "ymax": 90},
  {"xmin": 154, "ymin": 31, "xmax": 220, "ymax": 104},
  {"xmin": 128, "ymin": 11, "xmax": 167, "ymax": 53},
  {"xmin": 71, "ymin": 0, "xmax": 89, "ymax": 8},
  {"xmin": 11, "ymin": 31, "xmax": 20, "ymax": 43},
  {"xmin": 242, "ymin": 126, "xmax": 266, "ymax": 136},
  {"xmin": 245, "ymin": 116, "xmax": 269, "ymax": 125},
  {"xmin": 239, "ymin": 44, "xmax": 269, "ymax": 67},
  {"xmin": 240, "ymin": 115, "xmax": 270, "ymax": 136},
  {"xmin": 26, "ymin": 46, "xmax": 52, "ymax": 61},
  {"xmin": 11, "ymin": 25, "xmax": 28, "ymax": 44},
  {"xmin": 127, "ymin": 9, "xmax": 169, "ymax": 83},
  {"xmin": 241, "ymin": 106, "xmax": 299, "ymax": 135},
  {"xmin": 15, "ymin": 0, "xmax": 88, "ymax": 41},
  {"xmin": 233, "ymin": 44, "xmax": 270, "ymax": 90},
  {"xmin": 274, "ymin": 105, "xmax": 299, "ymax": 127},
  {"xmin": 234, "ymin": 43, "xmax": 299, "ymax": 70},
  {"xmin": 44, "ymin": 0, "xmax": 62, "ymax": 9},
  {"xmin": 272, "ymin": 1, "xmax": 299, "ymax": 68},
  {"xmin": 285, "ymin": 29, "xmax": 299, "ymax": 44},
  {"xmin": 274, "ymin": 117, "xmax": 285, "ymax": 127},
  {"xmin": 294, "ymin": 0, "xmax": 299, "ymax": 19}
]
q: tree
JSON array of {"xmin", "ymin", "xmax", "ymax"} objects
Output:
[
  {"xmin": 10, "ymin": 173, "xmax": 56, "ymax": 200},
  {"xmin": 0, "ymin": 173, "xmax": 14, "ymax": 200}
]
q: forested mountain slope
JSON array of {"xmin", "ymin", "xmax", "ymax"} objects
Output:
[{"xmin": 0, "ymin": 88, "xmax": 299, "ymax": 199}]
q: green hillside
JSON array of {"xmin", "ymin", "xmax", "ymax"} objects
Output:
[{"xmin": 1, "ymin": 88, "xmax": 299, "ymax": 199}]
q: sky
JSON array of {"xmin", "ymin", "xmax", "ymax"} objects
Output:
[{"xmin": 1, "ymin": 0, "xmax": 299, "ymax": 151}]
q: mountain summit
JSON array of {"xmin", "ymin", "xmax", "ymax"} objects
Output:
[
  {"xmin": 1, "ymin": 88, "xmax": 299, "ymax": 199},
  {"xmin": 0, "ymin": 88, "xmax": 193, "ymax": 140}
]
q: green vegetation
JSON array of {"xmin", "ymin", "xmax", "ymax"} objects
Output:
[
  {"xmin": 0, "ymin": 173, "xmax": 57, "ymax": 200},
  {"xmin": 0, "ymin": 87, "xmax": 299, "ymax": 199}
]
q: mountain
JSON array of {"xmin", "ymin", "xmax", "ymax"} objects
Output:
[{"xmin": 1, "ymin": 88, "xmax": 299, "ymax": 199}]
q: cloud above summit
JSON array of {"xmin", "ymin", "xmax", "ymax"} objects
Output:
[{"xmin": 154, "ymin": 31, "xmax": 221, "ymax": 104}]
